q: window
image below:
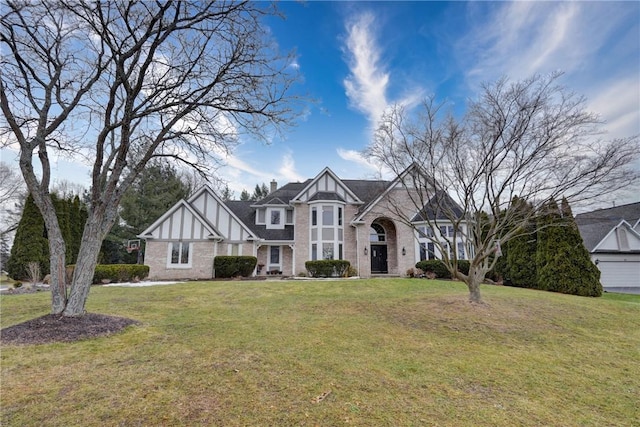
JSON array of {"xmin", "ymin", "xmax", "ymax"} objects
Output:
[
  {"xmin": 418, "ymin": 226, "xmax": 433, "ymax": 238},
  {"xmin": 270, "ymin": 246, "xmax": 280, "ymax": 264},
  {"xmin": 457, "ymin": 242, "xmax": 466, "ymax": 260},
  {"xmin": 168, "ymin": 242, "xmax": 191, "ymax": 268},
  {"xmin": 370, "ymin": 223, "xmax": 386, "ymax": 242},
  {"xmin": 322, "ymin": 206, "xmax": 334, "ymax": 225},
  {"xmin": 271, "ymin": 210, "xmax": 281, "ymax": 225},
  {"xmin": 286, "ymin": 209, "xmax": 293, "ymax": 224},
  {"xmin": 440, "ymin": 225, "xmax": 455, "ymax": 238},
  {"xmin": 266, "ymin": 208, "xmax": 284, "ymax": 229},
  {"xmin": 323, "ymin": 243, "xmax": 334, "ymax": 260},
  {"xmin": 310, "ymin": 203, "xmax": 345, "ymax": 260},
  {"xmin": 257, "ymin": 209, "xmax": 265, "ymax": 224},
  {"xmin": 229, "ymin": 243, "xmax": 239, "ymax": 256},
  {"xmin": 420, "ymin": 242, "xmax": 436, "ymax": 261}
]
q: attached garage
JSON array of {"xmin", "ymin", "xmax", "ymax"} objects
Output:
[
  {"xmin": 576, "ymin": 202, "xmax": 640, "ymax": 295},
  {"xmin": 594, "ymin": 255, "xmax": 640, "ymax": 290}
]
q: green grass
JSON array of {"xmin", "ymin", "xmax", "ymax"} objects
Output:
[{"xmin": 2, "ymin": 279, "xmax": 639, "ymax": 426}]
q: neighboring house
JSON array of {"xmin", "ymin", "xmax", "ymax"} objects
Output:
[
  {"xmin": 575, "ymin": 202, "xmax": 640, "ymax": 292},
  {"xmin": 138, "ymin": 165, "xmax": 468, "ymax": 280}
]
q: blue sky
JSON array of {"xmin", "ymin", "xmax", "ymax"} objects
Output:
[{"xmin": 2, "ymin": 1, "xmax": 639, "ymax": 201}]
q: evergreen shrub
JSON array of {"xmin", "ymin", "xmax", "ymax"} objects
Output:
[
  {"xmin": 415, "ymin": 260, "xmax": 470, "ymax": 279},
  {"xmin": 214, "ymin": 256, "xmax": 257, "ymax": 278},
  {"xmin": 305, "ymin": 260, "xmax": 350, "ymax": 277},
  {"xmin": 66, "ymin": 264, "xmax": 150, "ymax": 284}
]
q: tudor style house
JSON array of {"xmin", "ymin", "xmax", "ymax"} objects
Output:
[{"xmin": 138, "ymin": 165, "xmax": 468, "ymax": 280}]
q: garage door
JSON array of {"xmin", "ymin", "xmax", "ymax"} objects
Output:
[{"xmin": 597, "ymin": 261, "xmax": 640, "ymax": 289}]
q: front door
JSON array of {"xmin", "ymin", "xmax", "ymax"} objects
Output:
[{"xmin": 371, "ymin": 244, "xmax": 388, "ymax": 274}]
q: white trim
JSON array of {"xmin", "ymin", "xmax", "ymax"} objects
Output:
[
  {"xmin": 166, "ymin": 242, "xmax": 193, "ymax": 269},
  {"xmin": 290, "ymin": 167, "xmax": 363, "ymax": 204},
  {"xmin": 268, "ymin": 245, "xmax": 282, "ymax": 272},
  {"xmin": 187, "ymin": 185, "xmax": 257, "ymax": 240},
  {"xmin": 138, "ymin": 200, "xmax": 221, "ymax": 240},
  {"xmin": 266, "ymin": 207, "xmax": 285, "ymax": 229},
  {"xmin": 593, "ymin": 220, "xmax": 640, "ymax": 252}
]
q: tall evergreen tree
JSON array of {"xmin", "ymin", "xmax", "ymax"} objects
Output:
[
  {"xmin": 536, "ymin": 198, "xmax": 563, "ymax": 292},
  {"xmin": 220, "ymin": 185, "xmax": 233, "ymax": 201},
  {"xmin": 6, "ymin": 194, "xmax": 88, "ymax": 279},
  {"xmin": 250, "ymin": 183, "xmax": 269, "ymax": 201},
  {"xmin": 6, "ymin": 194, "xmax": 50, "ymax": 279},
  {"xmin": 119, "ymin": 161, "xmax": 191, "ymax": 235},
  {"xmin": 506, "ymin": 197, "xmax": 538, "ymax": 288},
  {"xmin": 109, "ymin": 161, "xmax": 191, "ymax": 264},
  {"xmin": 537, "ymin": 198, "xmax": 602, "ymax": 296},
  {"xmin": 239, "ymin": 189, "xmax": 251, "ymax": 201}
]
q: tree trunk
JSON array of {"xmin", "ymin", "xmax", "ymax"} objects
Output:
[
  {"xmin": 465, "ymin": 264, "xmax": 485, "ymax": 304},
  {"xmin": 48, "ymin": 233, "xmax": 68, "ymax": 314},
  {"xmin": 62, "ymin": 220, "xmax": 103, "ymax": 317}
]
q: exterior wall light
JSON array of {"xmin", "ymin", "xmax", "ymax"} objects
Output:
[
  {"xmin": 402, "ymin": 247, "xmax": 406, "ymax": 256},
  {"xmin": 364, "ymin": 247, "xmax": 368, "ymax": 256}
]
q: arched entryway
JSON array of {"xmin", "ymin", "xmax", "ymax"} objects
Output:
[{"xmin": 369, "ymin": 219, "xmax": 397, "ymax": 274}]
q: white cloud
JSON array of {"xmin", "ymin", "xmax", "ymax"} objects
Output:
[
  {"xmin": 336, "ymin": 148, "xmax": 378, "ymax": 172},
  {"xmin": 342, "ymin": 12, "xmax": 390, "ymax": 125},
  {"xmin": 342, "ymin": 11, "xmax": 426, "ymax": 131},
  {"xmin": 278, "ymin": 152, "xmax": 304, "ymax": 183},
  {"xmin": 587, "ymin": 75, "xmax": 640, "ymax": 139}
]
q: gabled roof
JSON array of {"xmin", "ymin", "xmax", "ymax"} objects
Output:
[
  {"xmin": 251, "ymin": 181, "xmax": 310, "ymax": 207},
  {"xmin": 138, "ymin": 199, "xmax": 222, "ymax": 240},
  {"xmin": 290, "ymin": 167, "xmax": 363, "ymax": 204},
  {"xmin": 351, "ymin": 163, "xmax": 435, "ymax": 223},
  {"xmin": 187, "ymin": 185, "xmax": 257, "ymax": 240},
  {"xmin": 411, "ymin": 190, "xmax": 465, "ymax": 222},
  {"xmin": 575, "ymin": 201, "xmax": 640, "ymax": 251}
]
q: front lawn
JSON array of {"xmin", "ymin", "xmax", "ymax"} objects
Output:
[{"xmin": 1, "ymin": 279, "xmax": 639, "ymax": 426}]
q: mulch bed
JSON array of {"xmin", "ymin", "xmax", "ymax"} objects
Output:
[{"xmin": 0, "ymin": 313, "xmax": 140, "ymax": 345}]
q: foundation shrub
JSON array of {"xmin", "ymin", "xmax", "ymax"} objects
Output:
[
  {"xmin": 66, "ymin": 264, "xmax": 150, "ymax": 284},
  {"xmin": 305, "ymin": 260, "xmax": 350, "ymax": 278},
  {"xmin": 214, "ymin": 256, "xmax": 258, "ymax": 278}
]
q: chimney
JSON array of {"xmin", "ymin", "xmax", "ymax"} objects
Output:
[{"xmin": 270, "ymin": 179, "xmax": 277, "ymax": 194}]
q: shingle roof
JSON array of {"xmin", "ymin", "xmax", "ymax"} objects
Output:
[
  {"xmin": 575, "ymin": 202, "xmax": 640, "ymax": 251},
  {"xmin": 225, "ymin": 200, "xmax": 294, "ymax": 241},
  {"xmin": 308, "ymin": 191, "xmax": 346, "ymax": 202},
  {"xmin": 411, "ymin": 190, "xmax": 465, "ymax": 221},
  {"xmin": 342, "ymin": 179, "xmax": 392, "ymax": 215},
  {"xmin": 251, "ymin": 181, "xmax": 310, "ymax": 206}
]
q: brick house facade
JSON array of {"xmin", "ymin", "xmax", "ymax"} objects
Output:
[{"xmin": 139, "ymin": 166, "xmax": 468, "ymax": 280}]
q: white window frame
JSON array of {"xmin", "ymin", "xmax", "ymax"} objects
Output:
[
  {"xmin": 227, "ymin": 243, "xmax": 240, "ymax": 256},
  {"xmin": 257, "ymin": 209, "xmax": 266, "ymax": 225},
  {"xmin": 167, "ymin": 241, "xmax": 192, "ymax": 269},
  {"xmin": 309, "ymin": 202, "xmax": 345, "ymax": 261},
  {"xmin": 268, "ymin": 245, "xmax": 282, "ymax": 272},
  {"xmin": 266, "ymin": 207, "xmax": 285, "ymax": 230}
]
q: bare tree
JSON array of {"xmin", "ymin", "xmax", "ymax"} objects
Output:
[
  {"xmin": 368, "ymin": 73, "xmax": 639, "ymax": 303},
  {"xmin": 1, "ymin": 1, "xmax": 300, "ymax": 316},
  {"xmin": 0, "ymin": 161, "xmax": 26, "ymax": 237}
]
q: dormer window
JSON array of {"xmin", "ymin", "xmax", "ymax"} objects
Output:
[
  {"xmin": 266, "ymin": 207, "xmax": 285, "ymax": 229},
  {"xmin": 271, "ymin": 209, "xmax": 281, "ymax": 225}
]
